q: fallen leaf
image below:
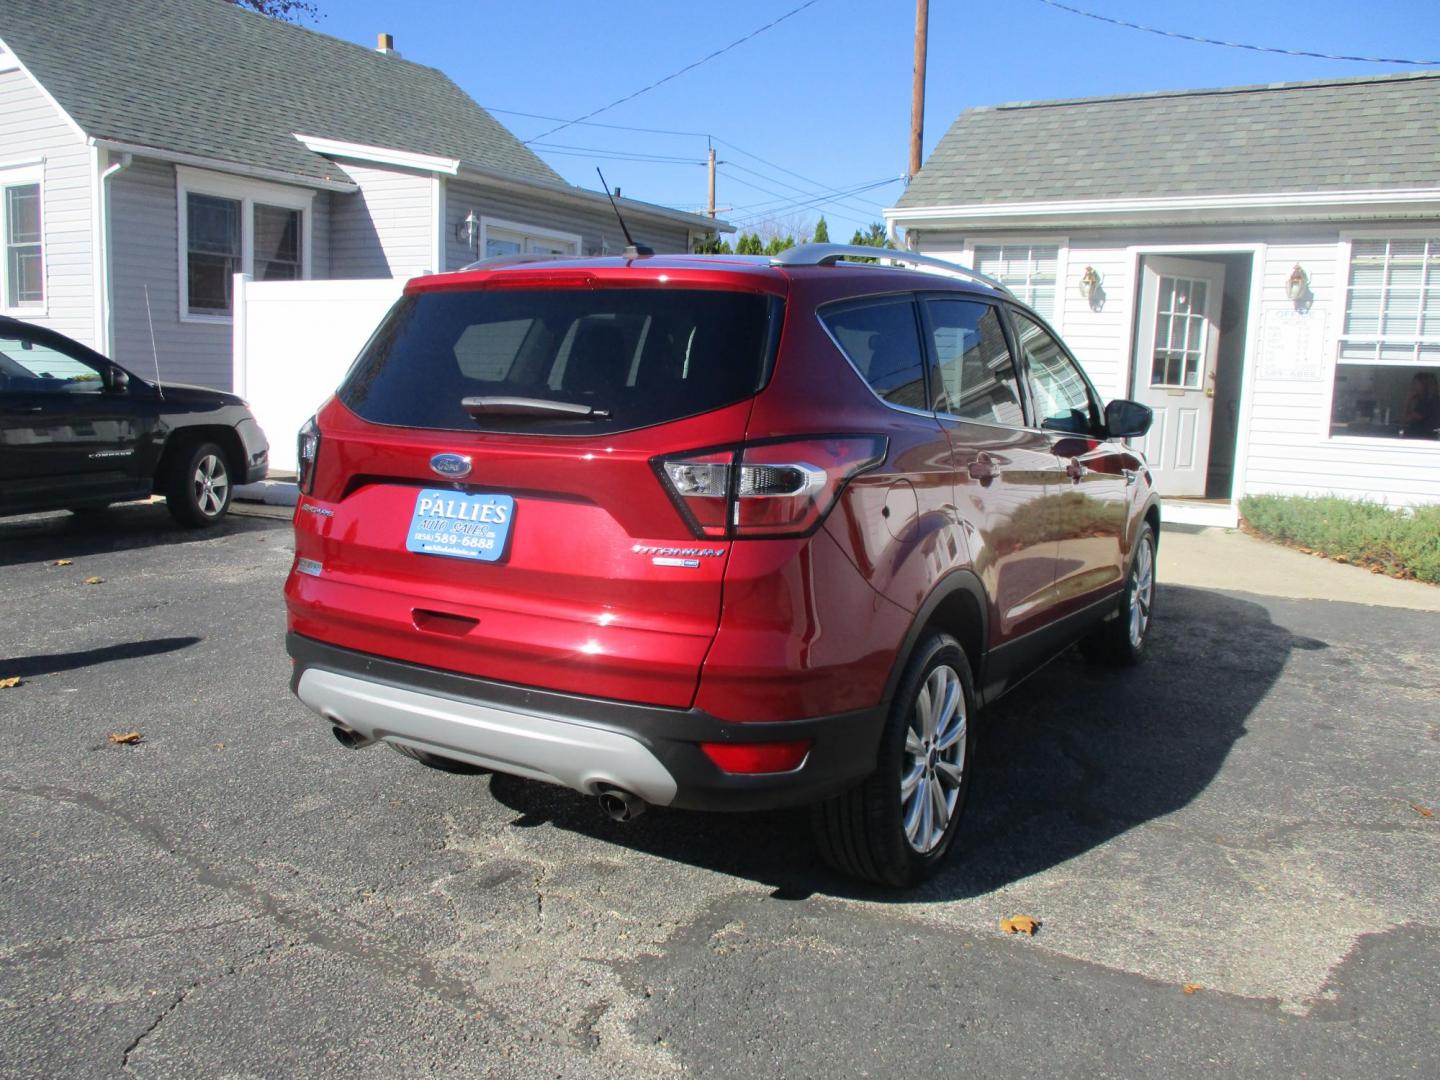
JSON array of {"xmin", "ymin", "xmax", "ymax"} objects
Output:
[
  {"xmin": 1000, "ymin": 915, "xmax": 1040, "ymax": 936},
  {"xmin": 84, "ymin": 576, "xmax": 104, "ymax": 585},
  {"xmin": 108, "ymin": 731, "xmax": 142, "ymax": 745},
  {"xmin": 1183, "ymin": 983, "xmax": 1203, "ymax": 994},
  {"xmin": 0, "ymin": 676, "xmax": 21, "ymax": 689},
  {"xmin": 53, "ymin": 559, "xmax": 74, "ymax": 567},
  {"xmin": 1412, "ymin": 803, "xmax": 1434, "ymax": 818}
]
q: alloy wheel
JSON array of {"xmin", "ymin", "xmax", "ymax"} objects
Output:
[
  {"xmin": 1129, "ymin": 535, "xmax": 1154, "ymax": 648},
  {"xmin": 900, "ymin": 663, "xmax": 967, "ymax": 854},
  {"xmin": 192, "ymin": 454, "xmax": 229, "ymax": 517}
]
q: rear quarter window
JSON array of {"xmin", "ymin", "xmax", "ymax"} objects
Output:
[
  {"xmin": 819, "ymin": 295, "xmax": 928, "ymax": 411},
  {"xmin": 339, "ymin": 288, "xmax": 781, "ymax": 435}
]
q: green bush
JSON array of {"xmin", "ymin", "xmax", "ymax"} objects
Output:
[{"xmin": 1239, "ymin": 494, "xmax": 1440, "ymax": 585}]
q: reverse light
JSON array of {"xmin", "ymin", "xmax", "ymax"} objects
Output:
[
  {"xmin": 655, "ymin": 436, "xmax": 886, "ymax": 539},
  {"xmin": 700, "ymin": 740, "xmax": 812, "ymax": 774},
  {"xmin": 297, "ymin": 416, "xmax": 321, "ymax": 495}
]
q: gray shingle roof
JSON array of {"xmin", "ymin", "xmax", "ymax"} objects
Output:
[
  {"xmin": 898, "ymin": 72, "xmax": 1440, "ymax": 209},
  {"xmin": 1, "ymin": 0, "xmax": 562, "ymax": 186}
]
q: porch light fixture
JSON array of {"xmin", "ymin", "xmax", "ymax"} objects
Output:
[
  {"xmin": 1286, "ymin": 263, "xmax": 1310, "ymax": 303},
  {"xmin": 456, "ymin": 210, "xmax": 480, "ymax": 254},
  {"xmin": 1078, "ymin": 265, "xmax": 1103, "ymax": 308}
]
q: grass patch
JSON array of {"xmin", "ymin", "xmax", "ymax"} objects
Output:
[{"xmin": 1239, "ymin": 495, "xmax": 1440, "ymax": 585}]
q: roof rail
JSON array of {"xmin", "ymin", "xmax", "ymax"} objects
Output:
[
  {"xmin": 459, "ymin": 252, "xmax": 578, "ymax": 272},
  {"xmin": 769, "ymin": 243, "xmax": 1011, "ymax": 294}
]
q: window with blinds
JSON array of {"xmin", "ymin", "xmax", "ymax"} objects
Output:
[
  {"xmin": 973, "ymin": 243, "xmax": 1059, "ymax": 320},
  {"xmin": 1340, "ymin": 238, "xmax": 1440, "ymax": 364}
]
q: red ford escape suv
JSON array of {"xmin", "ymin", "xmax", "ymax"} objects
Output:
[{"xmin": 285, "ymin": 244, "xmax": 1159, "ymax": 887}]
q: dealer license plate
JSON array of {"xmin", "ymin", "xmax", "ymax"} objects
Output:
[{"xmin": 405, "ymin": 489, "xmax": 514, "ymax": 563}]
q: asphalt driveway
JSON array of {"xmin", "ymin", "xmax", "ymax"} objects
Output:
[{"xmin": 0, "ymin": 504, "xmax": 1436, "ymax": 1078}]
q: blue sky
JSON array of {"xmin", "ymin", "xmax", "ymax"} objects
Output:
[{"xmin": 313, "ymin": 1, "xmax": 1440, "ymax": 238}]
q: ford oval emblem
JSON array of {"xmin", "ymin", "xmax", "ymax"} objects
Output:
[{"xmin": 430, "ymin": 453, "xmax": 472, "ymax": 479}]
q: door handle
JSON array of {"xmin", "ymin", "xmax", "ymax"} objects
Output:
[
  {"xmin": 967, "ymin": 453, "xmax": 997, "ymax": 484},
  {"xmin": 1065, "ymin": 458, "xmax": 1087, "ymax": 483}
]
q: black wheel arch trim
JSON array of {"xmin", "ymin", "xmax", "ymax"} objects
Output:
[{"xmin": 879, "ymin": 568, "xmax": 990, "ymax": 710}]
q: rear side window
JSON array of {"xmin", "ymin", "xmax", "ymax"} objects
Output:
[
  {"xmin": 820, "ymin": 296, "xmax": 928, "ymax": 410},
  {"xmin": 339, "ymin": 288, "xmax": 780, "ymax": 434},
  {"xmin": 923, "ymin": 297, "xmax": 1024, "ymax": 427}
]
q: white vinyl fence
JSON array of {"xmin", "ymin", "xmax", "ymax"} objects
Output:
[{"xmin": 232, "ymin": 276, "xmax": 404, "ymax": 472}]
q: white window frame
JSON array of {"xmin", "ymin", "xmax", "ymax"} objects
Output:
[
  {"xmin": 477, "ymin": 216, "xmax": 580, "ymax": 260},
  {"xmin": 0, "ymin": 160, "xmax": 45, "ymax": 316},
  {"xmin": 962, "ymin": 236, "xmax": 1068, "ymax": 331},
  {"xmin": 1334, "ymin": 229, "xmax": 1440, "ymax": 365},
  {"xmin": 176, "ymin": 165, "xmax": 314, "ymax": 324},
  {"xmin": 1328, "ymin": 228, "xmax": 1440, "ymax": 447}
]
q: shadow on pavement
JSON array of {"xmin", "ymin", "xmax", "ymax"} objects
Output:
[
  {"xmin": 488, "ymin": 585, "xmax": 1319, "ymax": 901},
  {"xmin": 1, "ymin": 636, "xmax": 202, "ymax": 678},
  {"xmin": 0, "ymin": 502, "xmax": 285, "ymax": 566}
]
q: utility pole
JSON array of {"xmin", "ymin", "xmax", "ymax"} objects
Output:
[
  {"xmin": 909, "ymin": 0, "xmax": 928, "ymax": 180},
  {"xmin": 707, "ymin": 144, "xmax": 717, "ymax": 218}
]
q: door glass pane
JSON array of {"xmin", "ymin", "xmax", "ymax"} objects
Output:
[
  {"xmin": 187, "ymin": 193, "xmax": 240, "ymax": 314},
  {"xmin": 254, "ymin": 204, "xmax": 301, "ymax": 281},
  {"xmin": 820, "ymin": 296, "xmax": 928, "ymax": 410},
  {"xmin": 924, "ymin": 298, "xmax": 1023, "ymax": 426},
  {"xmin": 1013, "ymin": 310, "xmax": 1097, "ymax": 434},
  {"xmin": 1151, "ymin": 274, "xmax": 1207, "ymax": 389},
  {"xmin": 0, "ymin": 333, "xmax": 104, "ymax": 392}
]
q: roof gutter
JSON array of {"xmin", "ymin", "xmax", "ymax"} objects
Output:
[
  {"xmin": 88, "ymin": 137, "xmax": 359, "ymax": 193},
  {"xmin": 885, "ymin": 187, "xmax": 1440, "ymax": 231}
]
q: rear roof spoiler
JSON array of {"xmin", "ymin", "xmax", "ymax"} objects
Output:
[{"xmin": 769, "ymin": 243, "xmax": 1011, "ymax": 294}]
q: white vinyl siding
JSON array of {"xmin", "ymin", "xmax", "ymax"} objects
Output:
[
  {"xmin": 0, "ymin": 68, "xmax": 93, "ymax": 343},
  {"xmin": 330, "ymin": 162, "xmax": 436, "ymax": 278},
  {"xmin": 974, "ymin": 243, "xmax": 1059, "ymax": 320}
]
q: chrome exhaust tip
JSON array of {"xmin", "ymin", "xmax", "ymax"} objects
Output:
[
  {"xmin": 331, "ymin": 724, "xmax": 376, "ymax": 750},
  {"xmin": 598, "ymin": 787, "xmax": 647, "ymax": 822}
]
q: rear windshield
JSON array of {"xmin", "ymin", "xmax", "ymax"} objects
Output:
[{"xmin": 339, "ymin": 288, "xmax": 781, "ymax": 435}]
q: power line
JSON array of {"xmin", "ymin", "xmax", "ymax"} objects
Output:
[
  {"xmin": 1033, "ymin": 0, "xmax": 1440, "ymax": 65},
  {"xmin": 721, "ymin": 160, "xmax": 889, "ymax": 217},
  {"xmin": 727, "ymin": 177, "xmax": 904, "ymax": 227},
  {"xmin": 522, "ymin": 0, "xmax": 825, "ymax": 144},
  {"xmin": 721, "ymin": 168, "xmax": 895, "ymax": 222},
  {"xmin": 484, "ymin": 107, "xmax": 712, "ymax": 139},
  {"xmin": 529, "ymin": 141, "xmax": 706, "ymax": 165}
]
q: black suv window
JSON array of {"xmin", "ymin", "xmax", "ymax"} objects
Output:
[
  {"xmin": 923, "ymin": 297, "xmax": 1024, "ymax": 427},
  {"xmin": 340, "ymin": 289, "xmax": 780, "ymax": 435},
  {"xmin": 1010, "ymin": 309, "xmax": 1101, "ymax": 435},
  {"xmin": 0, "ymin": 331, "xmax": 105, "ymax": 394},
  {"xmin": 820, "ymin": 296, "xmax": 928, "ymax": 410}
]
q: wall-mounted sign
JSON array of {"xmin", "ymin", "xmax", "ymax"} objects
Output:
[{"xmin": 1258, "ymin": 306, "xmax": 1329, "ymax": 381}]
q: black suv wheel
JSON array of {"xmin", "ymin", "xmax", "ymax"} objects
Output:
[{"xmin": 165, "ymin": 440, "xmax": 233, "ymax": 527}]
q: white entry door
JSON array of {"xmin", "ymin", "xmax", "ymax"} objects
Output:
[{"xmin": 1132, "ymin": 256, "xmax": 1226, "ymax": 497}]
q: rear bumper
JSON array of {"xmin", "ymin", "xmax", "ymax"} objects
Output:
[{"xmin": 287, "ymin": 632, "xmax": 883, "ymax": 811}]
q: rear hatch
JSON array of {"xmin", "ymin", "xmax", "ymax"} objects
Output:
[{"xmin": 287, "ymin": 268, "xmax": 785, "ymax": 708}]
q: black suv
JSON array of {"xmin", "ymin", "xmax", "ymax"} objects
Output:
[{"xmin": 0, "ymin": 317, "xmax": 269, "ymax": 526}]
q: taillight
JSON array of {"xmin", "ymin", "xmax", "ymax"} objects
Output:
[
  {"xmin": 297, "ymin": 416, "xmax": 321, "ymax": 495},
  {"xmin": 655, "ymin": 435, "xmax": 885, "ymax": 539}
]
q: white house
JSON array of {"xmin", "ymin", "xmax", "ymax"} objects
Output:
[
  {"xmin": 0, "ymin": 0, "xmax": 727, "ymax": 392},
  {"xmin": 888, "ymin": 72, "xmax": 1440, "ymax": 522}
]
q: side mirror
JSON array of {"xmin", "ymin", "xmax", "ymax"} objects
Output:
[
  {"xmin": 1105, "ymin": 398, "xmax": 1152, "ymax": 439},
  {"xmin": 106, "ymin": 367, "xmax": 130, "ymax": 393}
]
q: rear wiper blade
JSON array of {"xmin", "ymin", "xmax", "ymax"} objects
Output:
[{"xmin": 461, "ymin": 396, "xmax": 610, "ymax": 420}]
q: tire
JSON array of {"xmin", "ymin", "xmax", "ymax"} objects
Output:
[
  {"xmin": 164, "ymin": 440, "xmax": 233, "ymax": 527},
  {"xmin": 389, "ymin": 742, "xmax": 489, "ymax": 776},
  {"xmin": 811, "ymin": 632, "xmax": 977, "ymax": 887},
  {"xmin": 1080, "ymin": 523, "xmax": 1156, "ymax": 667}
]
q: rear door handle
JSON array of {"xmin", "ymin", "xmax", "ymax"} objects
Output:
[{"xmin": 1065, "ymin": 458, "xmax": 1087, "ymax": 483}]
